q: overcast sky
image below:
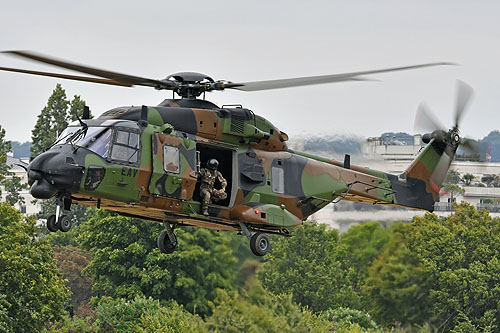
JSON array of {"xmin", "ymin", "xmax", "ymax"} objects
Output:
[{"xmin": 1, "ymin": 1, "xmax": 499, "ymax": 142}]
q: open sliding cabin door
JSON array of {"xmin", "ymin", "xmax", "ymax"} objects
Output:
[{"xmin": 149, "ymin": 132, "xmax": 198, "ymax": 200}]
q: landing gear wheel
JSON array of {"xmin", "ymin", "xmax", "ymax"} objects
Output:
[
  {"xmin": 47, "ymin": 214, "xmax": 58, "ymax": 232},
  {"xmin": 250, "ymin": 232, "xmax": 270, "ymax": 256},
  {"xmin": 58, "ymin": 215, "xmax": 72, "ymax": 232},
  {"xmin": 157, "ymin": 230, "xmax": 178, "ymax": 254}
]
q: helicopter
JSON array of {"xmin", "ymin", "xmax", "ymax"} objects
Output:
[{"xmin": 0, "ymin": 51, "xmax": 469, "ymax": 256}]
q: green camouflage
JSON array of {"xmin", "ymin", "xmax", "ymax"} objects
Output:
[{"xmin": 42, "ymin": 99, "xmax": 458, "ymax": 233}]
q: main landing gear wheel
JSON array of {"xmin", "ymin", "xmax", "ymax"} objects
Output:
[
  {"xmin": 239, "ymin": 222, "xmax": 271, "ymax": 256},
  {"xmin": 47, "ymin": 214, "xmax": 59, "ymax": 232},
  {"xmin": 58, "ymin": 215, "xmax": 72, "ymax": 232},
  {"xmin": 157, "ymin": 231, "xmax": 178, "ymax": 254},
  {"xmin": 250, "ymin": 232, "xmax": 270, "ymax": 256},
  {"xmin": 158, "ymin": 223, "xmax": 178, "ymax": 254}
]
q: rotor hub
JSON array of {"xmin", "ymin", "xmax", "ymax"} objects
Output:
[{"xmin": 164, "ymin": 72, "xmax": 218, "ymax": 98}]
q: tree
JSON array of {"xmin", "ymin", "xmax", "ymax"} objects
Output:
[
  {"xmin": 68, "ymin": 95, "xmax": 93, "ymax": 121},
  {"xmin": 30, "ymin": 84, "xmax": 90, "ymax": 159},
  {"xmin": 408, "ymin": 203, "xmax": 500, "ymax": 331},
  {"xmin": 93, "ymin": 296, "xmax": 205, "ymax": 332},
  {"xmin": 258, "ymin": 222, "xmax": 361, "ymax": 312},
  {"xmin": 442, "ymin": 184, "xmax": 465, "ymax": 205},
  {"xmin": 0, "ymin": 125, "xmax": 11, "ymax": 198},
  {"xmin": 31, "ymin": 84, "xmax": 68, "ymax": 158},
  {"xmin": 78, "ymin": 211, "xmax": 238, "ymax": 315},
  {"xmin": 362, "ymin": 223, "xmax": 433, "ymax": 326},
  {"xmin": 338, "ymin": 221, "xmax": 393, "ymax": 288},
  {"xmin": 4, "ymin": 175, "xmax": 28, "ymax": 207},
  {"xmin": 462, "ymin": 173, "xmax": 475, "ymax": 186},
  {"xmin": 481, "ymin": 174, "xmax": 500, "ymax": 187},
  {"xmin": 445, "ymin": 169, "xmax": 461, "ymax": 185},
  {"xmin": 53, "ymin": 246, "xmax": 93, "ymax": 312},
  {"xmin": 0, "ymin": 202, "xmax": 69, "ymax": 331},
  {"xmin": 206, "ymin": 278, "xmax": 333, "ymax": 332}
]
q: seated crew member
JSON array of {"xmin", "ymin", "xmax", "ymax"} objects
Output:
[{"xmin": 199, "ymin": 159, "xmax": 227, "ymax": 216}]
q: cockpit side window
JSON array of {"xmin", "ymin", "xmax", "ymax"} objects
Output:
[
  {"xmin": 87, "ymin": 129, "xmax": 112, "ymax": 158},
  {"xmin": 110, "ymin": 129, "xmax": 141, "ymax": 165}
]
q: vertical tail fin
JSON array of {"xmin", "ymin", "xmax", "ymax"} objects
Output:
[{"xmin": 399, "ymin": 130, "xmax": 459, "ymax": 210}]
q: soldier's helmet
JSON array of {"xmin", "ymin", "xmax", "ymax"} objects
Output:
[{"xmin": 207, "ymin": 159, "xmax": 219, "ymax": 170}]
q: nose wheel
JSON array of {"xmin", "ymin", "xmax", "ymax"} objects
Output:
[
  {"xmin": 46, "ymin": 196, "xmax": 72, "ymax": 233},
  {"xmin": 239, "ymin": 222, "xmax": 270, "ymax": 256}
]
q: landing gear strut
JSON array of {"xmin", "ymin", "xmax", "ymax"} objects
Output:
[
  {"xmin": 46, "ymin": 196, "xmax": 72, "ymax": 233},
  {"xmin": 157, "ymin": 222, "xmax": 178, "ymax": 254},
  {"xmin": 239, "ymin": 222, "xmax": 270, "ymax": 256}
]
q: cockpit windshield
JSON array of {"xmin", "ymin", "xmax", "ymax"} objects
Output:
[{"xmin": 55, "ymin": 126, "xmax": 112, "ymax": 158}]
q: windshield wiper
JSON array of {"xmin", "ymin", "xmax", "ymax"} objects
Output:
[
  {"xmin": 50, "ymin": 131, "xmax": 75, "ymax": 148},
  {"xmin": 68, "ymin": 127, "xmax": 88, "ymax": 151}
]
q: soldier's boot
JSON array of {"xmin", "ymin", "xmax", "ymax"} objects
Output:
[{"xmin": 202, "ymin": 207, "xmax": 209, "ymax": 216}]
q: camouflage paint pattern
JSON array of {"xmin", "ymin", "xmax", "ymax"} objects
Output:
[{"xmin": 32, "ymin": 99, "xmax": 459, "ymax": 233}]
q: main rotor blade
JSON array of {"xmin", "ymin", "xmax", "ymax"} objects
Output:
[
  {"xmin": 3, "ymin": 50, "xmax": 176, "ymax": 90},
  {"xmin": 414, "ymin": 102, "xmax": 446, "ymax": 132},
  {"xmin": 0, "ymin": 66, "xmax": 132, "ymax": 87},
  {"xmin": 454, "ymin": 80, "xmax": 473, "ymax": 127},
  {"xmin": 225, "ymin": 62, "xmax": 454, "ymax": 92}
]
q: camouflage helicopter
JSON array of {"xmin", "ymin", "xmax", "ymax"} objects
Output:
[{"xmin": 0, "ymin": 51, "xmax": 468, "ymax": 256}]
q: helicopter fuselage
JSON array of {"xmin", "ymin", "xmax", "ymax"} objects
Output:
[{"xmin": 28, "ymin": 98, "xmax": 444, "ymax": 234}]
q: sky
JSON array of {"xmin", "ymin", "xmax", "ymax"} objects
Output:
[{"xmin": 1, "ymin": 1, "xmax": 499, "ymax": 143}]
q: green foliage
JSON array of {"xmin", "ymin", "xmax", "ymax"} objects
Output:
[
  {"xmin": 30, "ymin": 84, "xmax": 91, "ymax": 158},
  {"xmin": 68, "ymin": 95, "xmax": 93, "ymax": 121},
  {"xmin": 481, "ymin": 174, "xmax": 500, "ymax": 187},
  {"xmin": 78, "ymin": 211, "xmax": 238, "ymax": 315},
  {"xmin": 95, "ymin": 296, "xmax": 204, "ymax": 332},
  {"xmin": 45, "ymin": 224, "xmax": 82, "ymax": 247},
  {"xmin": 443, "ymin": 184, "xmax": 465, "ymax": 202},
  {"xmin": 321, "ymin": 307, "xmax": 377, "ymax": 330},
  {"xmin": 53, "ymin": 246, "xmax": 93, "ymax": 311},
  {"xmin": 409, "ymin": 203, "xmax": 500, "ymax": 331},
  {"xmin": 137, "ymin": 299, "xmax": 206, "ymax": 332},
  {"xmin": 31, "ymin": 84, "xmax": 68, "ymax": 157},
  {"xmin": 363, "ymin": 223, "xmax": 432, "ymax": 326},
  {"xmin": 445, "ymin": 169, "xmax": 461, "ymax": 185},
  {"xmin": 258, "ymin": 222, "xmax": 361, "ymax": 312},
  {"xmin": 339, "ymin": 221, "xmax": 392, "ymax": 287},
  {"xmin": 0, "ymin": 125, "xmax": 11, "ymax": 197},
  {"xmin": 45, "ymin": 313, "xmax": 98, "ymax": 333},
  {"xmin": 0, "ymin": 203, "xmax": 69, "ymax": 331},
  {"xmin": 206, "ymin": 278, "xmax": 333, "ymax": 332},
  {"xmin": 0, "ymin": 294, "xmax": 11, "ymax": 333},
  {"xmin": 462, "ymin": 173, "xmax": 475, "ymax": 186},
  {"xmin": 4, "ymin": 174, "xmax": 28, "ymax": 206}
]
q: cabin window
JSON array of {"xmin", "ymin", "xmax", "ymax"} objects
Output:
[
  {"xmin": 111, "ymin": 129, "xmax": 140, "ymax": 164},
  {"xmin": 271, "ymin": 166, "xmax": 284, "ymax": 194},
  {"xmin": 87, "ymin": 128, "xmax": 112, "ymax": 158},
  {"xmin": 163, "ymin": 146, "xmax": 180, "ymax": 173}
]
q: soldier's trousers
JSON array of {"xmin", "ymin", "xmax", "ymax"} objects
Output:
[{"xmin": 200, "ymin": 188, "xmax": 227, "ymax": 212}]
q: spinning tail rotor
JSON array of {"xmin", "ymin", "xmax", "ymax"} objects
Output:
[{"xmin": 410, "ymin": 80, "xmax": 478, "ymax": 193}]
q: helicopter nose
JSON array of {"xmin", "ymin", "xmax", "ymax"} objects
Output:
[{"xmin": 28, "ymin": 146, "xmax": 84, "ymax": 199}]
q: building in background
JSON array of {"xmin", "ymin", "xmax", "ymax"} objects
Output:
[
  {"xmin": 304, "ymin": 134, "xmax": 500, "ymax": 231},
  {"xmin": 1, "ymin": 155, "xmax": 41, "ymax": 216}
]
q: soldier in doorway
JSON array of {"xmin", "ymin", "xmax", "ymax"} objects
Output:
[{"xmin": 199, "ymin": 159, "xmax": 227, "ymax": 216}]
